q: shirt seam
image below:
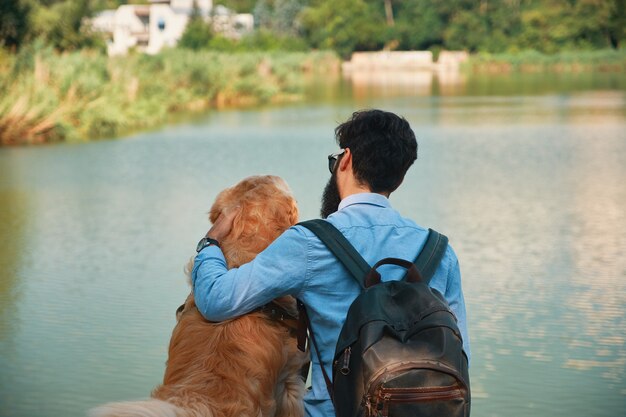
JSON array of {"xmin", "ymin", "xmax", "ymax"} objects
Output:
[
  {"xmin": 295, "ymin": 226, "xmax": 312, "ymax": 299},
  {"xmin": 445, "ymin": 248, "xmax": 452, "ymax": 293},
  {"xmin": 332, "ymin": 223, "xmax": 426, "ymax": 234}
]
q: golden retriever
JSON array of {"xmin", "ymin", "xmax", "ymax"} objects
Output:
[{"xmin": 90, "ymin": 175, "xmax": 307, "ymax": 417}]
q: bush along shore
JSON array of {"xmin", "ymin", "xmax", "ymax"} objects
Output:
[
  {"xmin": 0, "ymin": 44, "xmax": 340, "ymax": 146},
  {"xmin": 465, "ymin": 48, "xmax": 626, "ymax": 73}
]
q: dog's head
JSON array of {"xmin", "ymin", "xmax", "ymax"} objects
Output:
[
  {"xmin": 209, "ymin": 175, "xmax": 299, "ymax": 268},
  {"xmin": 179, "ymin": 175, "xmax": 298, "ymax": 322}
]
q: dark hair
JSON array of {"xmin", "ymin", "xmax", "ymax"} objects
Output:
[{"xmin": 335, "ymin": 109, "xmax": 418, "ymax": 193}]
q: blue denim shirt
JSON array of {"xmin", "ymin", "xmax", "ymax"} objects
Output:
[{"xmin": 193, "ymin": 193, "xmax": 470, "ymax": 417}]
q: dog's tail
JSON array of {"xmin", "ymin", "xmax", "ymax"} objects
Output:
[{"xmin": 88, "ymin": 399, "xmax": 192, "ymax": 417}]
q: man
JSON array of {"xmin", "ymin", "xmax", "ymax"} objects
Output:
[{"xmin": 193, "ymin": 109, "xmax": 470, "ymax": 417}]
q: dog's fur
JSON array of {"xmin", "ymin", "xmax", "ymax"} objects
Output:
[{"xmin": 90, "ymin": 175, "xmax": 307, "ymax": 417}]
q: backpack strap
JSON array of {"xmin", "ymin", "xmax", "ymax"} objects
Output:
[
  {"xmin": 297, "ymin": 300, "xmax": 335, "ymax": 403},
  {"xmin": 298, "ymin": 219, "xmax": 369, "ymax": 289},
  {"xmin": 299, "ymin": 220, "xmax": 448, "ymax": 286},
  {"xmin": 297, "ymin": 219, "xmax": 370, "ymax": 403},
  {"xmin": 413, "ymin": 229, "xmax": 449, "ymax": 284},
  {"xmin": 295, "ymin": 220, "xmax": 448, "ymax": 404}
]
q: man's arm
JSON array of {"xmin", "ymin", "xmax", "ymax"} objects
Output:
[{"xmin": 192, "ymin": 226, "xmax": 310, "ymax": 321}]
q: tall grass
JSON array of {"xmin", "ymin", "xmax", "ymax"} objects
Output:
[
  {"xmin": 0, "ymin": 44, "xmax": 339, "ymax": 146},
  {"xmin": 465, "ymin": 49, "xmax": 626, "ymax": 73}
]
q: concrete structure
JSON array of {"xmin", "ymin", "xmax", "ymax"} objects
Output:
[
  {"xmin": 90, "ymin": 0, "xmax": 253, "ymax": 56},
  {"xmin": 341, "ymin": 50, "xmax": 470, "ymax": 95},
  {"xmin": 341, "ymin": 50, "xmax": 469, "ymax": 73},
  {"xmin": 342, "ymin": 51, "xmax": 435, "ymax": 72},
  {"xmin": 437, "ymin": 51, "xmax": 470, "ymax": 71}
]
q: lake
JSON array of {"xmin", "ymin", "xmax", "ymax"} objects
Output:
[{"xmin": 1, "ymin": 70, "xmax": 625, "ymax": 417}]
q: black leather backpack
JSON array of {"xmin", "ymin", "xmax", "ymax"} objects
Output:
[{"xmin": 297, "ymin": 219, "xmax": 470, "ymax": 417}]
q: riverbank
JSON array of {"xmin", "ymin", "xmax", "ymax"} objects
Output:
[
  {"xmin": 3, "ymin": 46, "xmax": 625, "ymax": 146},
  {"xmin": 465, "ymin": 49, "xmax": 626, "ymax": 73},
  {"xmin": 0, "ymin": 45, "xmax": 340, "ymax": 146}
]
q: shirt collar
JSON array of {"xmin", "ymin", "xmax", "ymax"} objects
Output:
[{"xmin": 338, "ymin": 193, "xmax": 391, "ymax": 211}]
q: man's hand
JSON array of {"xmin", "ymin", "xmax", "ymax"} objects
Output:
[{"xmin": 206, "ymin": 206, "xmax": 241, "ymax": 242}]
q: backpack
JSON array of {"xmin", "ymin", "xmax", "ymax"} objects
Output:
[{"xmin": 297, "ymin": 219, "xmax": 470, "ymax": 417}]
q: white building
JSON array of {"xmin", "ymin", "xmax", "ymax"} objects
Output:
[{"xmin": 90, "ymin": 0, "xmax": 254, "ymax": 56}]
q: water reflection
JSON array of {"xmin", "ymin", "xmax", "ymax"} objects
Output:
[
  {"xmin": 343, "ymin": 69, "xmax": 626, "ymax": 97},
  {"xmin": 0, "ymin": 154, "xmax": 31, "ymax": 416},
  {"xmin": 0, "ymin": 178, "xmax": 29, "ymax": 341},
  {"xmin": 564, "ymin": 133, "xmax": 626, "ymax": 383},
  {"xmin": 413, "ymin": 121, "xmax": 626, "ymax": 415},
  {"xmin": 345, "ymin": 70, "xmax": 434, "ymax": 98},
  {"xmin": 342, "ymin": 70, "xmax": 626, "ymax": 128}
]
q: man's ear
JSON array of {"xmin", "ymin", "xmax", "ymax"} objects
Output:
[{"xmin": 338, "ymin": 148, "xmax": 352, "ymax": 172}]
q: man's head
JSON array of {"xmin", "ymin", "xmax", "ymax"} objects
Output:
[{"xmin": 321, "ymin": 109, "xmax": 418, "ymax": 218}]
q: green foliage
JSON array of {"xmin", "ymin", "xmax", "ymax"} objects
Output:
[
  {"xmin": 180, "ymin": 25, "xmax": 308, "ymax": 53},
  {"xmin": 237, "ymin": 29, "xmax": 309, "ymax": 52},
  {"xmin": 6, "ymin": 0, "xmax": 625, "ymax": 59},
  {"xmin": 467, "ymin": 48, "xmax": 626, "ymax": 72},
  {"xmin": 297, "ymin": 0, "xmax": 626, "ymax": 57},
  {"xmin": 0, "ymin": 0, "xmax": 31, "ymax": 50},
  {"xmin": 254, "ymin": 0, "xmax": 305, "ymax": 36},
  {"xmin": 300, "ymin": 0, "xmax": 387, "ymax": 58},
  {"xmin": 28, "ymin": 0, "xmax": 106, "ymax": 52},
  {"xmin": 394, "ymin": 1, "xmax": 445, "ymax": 51},
  {"xmin": 179, "ymin": 1, "xmax": 309, "ymax": 53},
  {"xmin": 0, "ymin": 48, "xmax": 340, "ymax": 145},
  {"xmin": 0, "ymin": 0, "xmax": 106, "ymax": 52},
  {"xmin": 217, "ymin": 0, "xmax": 257, "ymax": 13},
  {"xmin": 444, "ymin": 10, "xmax": 487, "ymax": 52},
  {"xmin": 178, "ymin": 15, "xmax": 214, "ymax": 50},
  {"xmin": 207, "ymin": 35, "xmax": 239, "ymax": 52}
]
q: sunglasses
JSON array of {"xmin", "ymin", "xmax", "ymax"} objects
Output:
[{"xmin": 327, "ymin": 149, "xmax": 345, "ymax": 174}]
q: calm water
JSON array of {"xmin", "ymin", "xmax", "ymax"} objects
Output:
[{"xmin": 1, "ymin": 72, "xmax": 625, "ymax": 417}]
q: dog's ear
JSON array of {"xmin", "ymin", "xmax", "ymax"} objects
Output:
[
  {"xmin": 209, "ymin": 187, "xmax": 233, "ymax": 224},
  {"xmin": 287, "ymin": 198, "xmax": 299, "ymax": 226},
  {"xmin": 227, "ymin": 200, "xmax": 247, "ymax": 241},
  {"xmin": 209, "ymin": 207, "xmax": 221, "ymax": 224},
  {"xmin": 175, "ymin": 292, "xmax": 195, "ymax": 322},
  {"xmin": 209, "ymin": 195, "xmax": 223, "ymax": 224}
]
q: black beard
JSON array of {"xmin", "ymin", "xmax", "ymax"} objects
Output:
[{"xmin": 321, "ymin": 172, "xmax": 341, "ymax": 219}]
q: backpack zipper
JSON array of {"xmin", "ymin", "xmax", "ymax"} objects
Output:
[
  {"xmin": 339, "ymin": 347, "xmax": 351, "ymax": 375},
  {"xmin": 375, "ymin": 385, "xmax": 464, "ymax": 417},
  {"xmin": 366, "ymin": 360, "xmax": 468, "ymax": 395},
  {"xmin": 364, "ymin": 362, "xmax": 467, "ymax": 417},
  {"xmin": 378, "ymin": 385, "xmax": 463, "ymax": 401},
  {"xmin": 365, "ymin": 385, "xmax": 463, "ymax": 417}
]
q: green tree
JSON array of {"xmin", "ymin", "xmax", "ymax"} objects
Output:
[
  {"xmin": 481, "ymin": 0, "xmax": 523, "ymax": 52},
  {"xmin": 608, "ymin": 0, "xmax": 626, "ymax": 48},
  {"xmin": 179, "ymin": 2, "xmax": 214, "ymax": 50},
  {"xmin": 515, "ymin": 1, "xmax": 575, "ymax": 53},
  {"xmin": 254, "ymin": 0, "xmax": 306, "ymax": 36},
  {"xmin": 300, "ymin": 0, "xmax": 387, "ymax": 58},
  {"xmin": 28, "ymin": 0, "xmax": 104, "ymax": 51},
  {"xmin": 444, "ymin": 10, "xmax": 487, "ymax": 52},
  {"xmin": 0, "ymin": 0, "xmax": 31, "ymax": 50},
  {"xmin": 570, "ymin": 0, "xmax": 625, "ymax": 48}
]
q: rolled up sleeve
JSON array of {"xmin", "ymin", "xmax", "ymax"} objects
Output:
[{"xmin": 191, "ymin": 226, "xmax": 310, "ymax": 321}]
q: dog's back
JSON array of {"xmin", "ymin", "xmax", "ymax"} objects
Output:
[{"xmin": 89, "ymin": 399, "xmax": 188, "ymax": 417}]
